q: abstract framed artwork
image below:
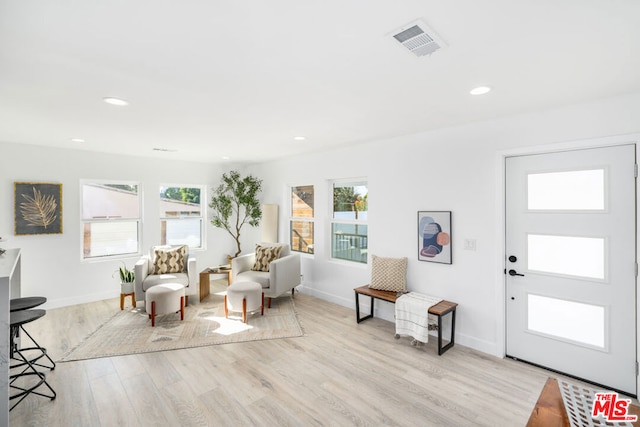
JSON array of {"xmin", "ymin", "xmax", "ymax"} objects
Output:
[
  {"xmin": 14, "ymin": 182, "xmax": 63, "ymax": 235},
  {"xmin": 418, "ymin": 211, "xmax": 451, "ymax": 264}
]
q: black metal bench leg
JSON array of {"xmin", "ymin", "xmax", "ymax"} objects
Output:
[
  {"xmin": 355, "ymin": 292, "xmax": 374, "ymax": 323},
  {"xmin": 437, "ymin": 308, "xmax": 457, "ymax": 355}
]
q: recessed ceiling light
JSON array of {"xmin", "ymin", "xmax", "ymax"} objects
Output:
[
  {"xmin": 470, "ymin": 86, "xmax": 491, "ymax": 95},
  {"xmin": 103, "ymin": 97, "xmax": 129, "ymax": 106},
  {"xmin": 70, "ymin": 138, "xmax": 85, "ymax": 143},
  {"xmin": 221, "ymin": 156, "xmax": 231, "ymax": 160},
  {"xmin": 293, "ymin": 136, "xmax": 306, "ymax": 141},
  {"xmin": 152, "ymin": 147, "xmax": 177, "ymax": 152}
]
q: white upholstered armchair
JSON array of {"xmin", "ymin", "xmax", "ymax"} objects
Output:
[
  {"xmin": 134, "ymin": 245, "xmax": 198, "ymax": 305},
  {"xmin": 232, "ymin": 243, "xmax": 301, "ymax": 307}
]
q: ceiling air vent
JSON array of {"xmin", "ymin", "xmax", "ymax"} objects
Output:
[{"xmin": 391, "ymin": 19, "xmax": 446, "ymax": 57}]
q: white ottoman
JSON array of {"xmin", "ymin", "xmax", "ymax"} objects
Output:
[
  {"xmin": 145, "ymin": 283, "xmax": 186, "ymax": 327},
  {"xmin": 225, "ymin": 281, "xmax": 264, "ymax": 323}
]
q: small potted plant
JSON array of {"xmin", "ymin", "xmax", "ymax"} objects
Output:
[{"xmin": 116, "ymin": 263, "xmax": 135, "ymax": 294}]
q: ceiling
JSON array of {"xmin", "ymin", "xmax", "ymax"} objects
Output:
[{"xmin": 1, "ymin": 1, "xmax": 639, "ymax": 164}]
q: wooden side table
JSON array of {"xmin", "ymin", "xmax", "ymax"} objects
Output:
[{"xmin": 199, "ymin": 267, "xmax": 232, "ymax": 302}]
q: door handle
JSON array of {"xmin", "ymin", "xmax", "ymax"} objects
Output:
[{"xmin": 508, "ymin": 269, "xmax": 524, "ymax": 277}]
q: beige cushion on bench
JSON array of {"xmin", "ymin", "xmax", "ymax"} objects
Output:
[{"xmin": 368, "ymin": 255, "xmax": 407, "ymax": 293}]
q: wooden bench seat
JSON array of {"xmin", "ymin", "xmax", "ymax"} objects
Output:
[{"xmin": 353, "ymin": 285, "xmax": 458, "ymax": 355}]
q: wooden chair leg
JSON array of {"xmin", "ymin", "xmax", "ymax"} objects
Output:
[
  {"xmin": 185, "ymin": 295, "xmax": 189, "ymax": 307},
  {"xmin": 242, "ymin": 298, "xmax": 247, "ymax": 323},
  {"xmin": 120, "ymin": 294, "xmax": 124, "ymax": 310},
  {"xmin": 151, "ymin": 301, "xmax": 156, "ymax": 327},
  {"xmin": 224, "ymin": 295, "xmax": 229, "ymax": 318},
  {"xmin": 268, "ymin": 297, "xmax": 272, "ymax": 309},
  {"xmin": 180, "ymin": 296, "xmax": 184, "ymax": 321},
  {"xmin": 261, "ymin": 292, "xmax": 264, "ymax": 315},
  {"xmin": 291, "ymin": 288, "xmax": 295, "ymax": 297},
  {"xmin": 132, "ymin": 294, "xmax": 136, "ymax": 308}
]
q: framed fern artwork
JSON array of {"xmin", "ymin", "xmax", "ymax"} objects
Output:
[{"xmin": 14, "ymin": 182, "xmax": 63, "ymax": 235}]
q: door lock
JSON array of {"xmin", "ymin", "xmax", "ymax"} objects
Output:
[
  {"xmin": 508, "ymin": 269, "xmax": 524, "ymax": 277},
  {"xmin": 508, "ymin": 255, "xmax": 517, "ymax": 263}
]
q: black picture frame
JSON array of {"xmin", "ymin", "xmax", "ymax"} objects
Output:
[
  {"xmin": 14, "ymin": 182, "xmax": 63, "ymax": 235},
  {"xmin": 417, "ymin": 211, "xmax": 451, "ymax": 264}
]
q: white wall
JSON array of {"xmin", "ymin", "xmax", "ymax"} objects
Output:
[
  {"xmin": 250, "ymin": 91, "xmax": 640, "ymax": 356},
  {"xmin": 0, "ymin": 143, "xmax": 243, "ymax": 308},
  {"xmin": 1, "ymin": 91, "xmax": 638, "ymax": 357}
]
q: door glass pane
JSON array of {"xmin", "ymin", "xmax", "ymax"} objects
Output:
[
  {"xmin": 528, "ymin": 234, "xmax": 605, "ymax": 279},
  {"xmin": 528, "ymin": 294, "xmax": 605, "ymax": 348},
  {"xmin": 527, "ymin": 169, "xmax": 605, "ymax": 210}
]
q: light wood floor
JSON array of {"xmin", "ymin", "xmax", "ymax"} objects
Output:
[{"xmin": 8, "ymin": 291, "xmax": 601, "ymax": 426}]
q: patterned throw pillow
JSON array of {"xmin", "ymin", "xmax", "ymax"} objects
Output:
[
  {"xmin": 251, "ymin": 244, "xmax": 283, "ymax": 272},
  {"xmin": 153, "ymin": 245, "xmax": 188, "ymax": 274},
  {"xmin": 368, "ymin": 255, "xmax": 408, "ymax": 292}
]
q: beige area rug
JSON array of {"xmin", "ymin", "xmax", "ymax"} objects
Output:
[{"xmin": 59, "ymin": 281, "xmax": 304, "ymax": 362}]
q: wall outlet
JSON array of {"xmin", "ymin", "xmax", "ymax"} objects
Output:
[{"xmin": 464, "ymin": 239, "xmax": 477, "ymax": 251}]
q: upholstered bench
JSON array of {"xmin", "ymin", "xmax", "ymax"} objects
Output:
[
  {"xmin": 145, "ymin": 283, "xmax": 186, "ymax": 327},
  {"xmin": 225, "ymin": 281, "xmax": 264, "ymax": 323}
]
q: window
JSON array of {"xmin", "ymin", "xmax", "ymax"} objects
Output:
[
  {"xmin": 331, "ymin": 180, "xmax": 368, "ymax": 263},
  {"xmin": 290, "ymin": 185, "xmax": 314, "ymax": 254},
  {"xmin": 81, "ymin": 181, "xmax": 140, "ymax": 259},
  {"xmin": 160, "ymin": 185, "xmax": 204, "ymax": 248}
]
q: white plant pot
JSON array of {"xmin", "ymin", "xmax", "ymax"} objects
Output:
[{"xmin": 120, "ymin": 282, "xmax": 134, "ymax": 294}]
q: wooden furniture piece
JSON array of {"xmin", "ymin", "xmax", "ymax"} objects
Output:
[
  {"xmin": 354, "ymin": 285, "xmax": 397, "ymax": 322},
  {"xmin": 353, "ymin": 285, "xmax": 458, "ymax": 355},
  {"xmin": 199, "ymin": 266, "xmax": 232, "ymax": 302},
  {"xmin": 120, "ymin": 291, "xmax": 136, "ymax": 310},
  {"xmin": 427, "ymin": 300, "xmax": 458, "ymax": 355},
  {"xmin": 527, "ymin": 377, "xmax": 640, "ymax": 426}
]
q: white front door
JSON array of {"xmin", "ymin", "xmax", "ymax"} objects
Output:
[{"xmin": 505, "ymin": 144, "xmax": 637, "ymax": 395}]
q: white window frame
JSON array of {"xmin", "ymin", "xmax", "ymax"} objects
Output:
[
  {"xmin": 80, "ymin": 180, "xmax": 142, "ymax": 260},
  {"xmin": 159, "ymin": 184, "xmax": 205, "ymax": 250},
  {"xmin": 330, "ymin": 178, "xmax": 368, "ymax": 264},
  {"xmin": 290, "ymin": 184, "xmax": 314, "ymax": 255}
]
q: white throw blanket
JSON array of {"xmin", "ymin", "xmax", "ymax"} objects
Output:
[{"xmin": 395, "ymin": 292, "xmax": 442, "ymax": 344}]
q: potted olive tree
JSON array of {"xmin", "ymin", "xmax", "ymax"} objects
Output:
[{"xmin": 209, "ymin": 170, "xmax": 263, "ymax": 260}]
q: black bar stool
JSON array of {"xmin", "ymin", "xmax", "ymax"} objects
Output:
[
  {"xmin": 9, "ymin": 296, "xmax": 55, "ymax": 371},
  {"xmin": 9, "ymin": 309, "xmax": 56, "ymax": 410},
  {"xmin": 10, "ymin": 296, "xmax": 47, "ymax": 312}
]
